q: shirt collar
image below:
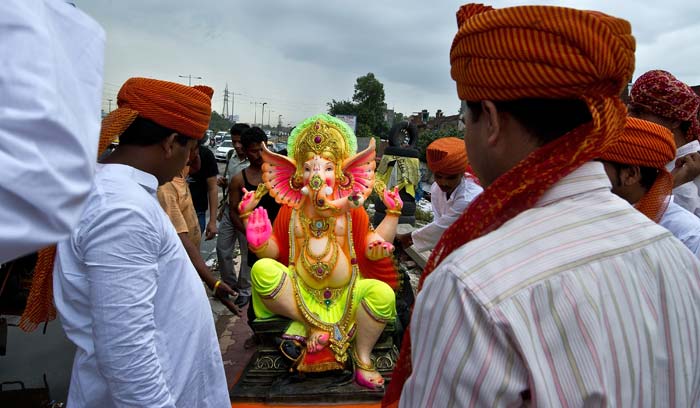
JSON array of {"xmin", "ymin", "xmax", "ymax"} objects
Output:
[
  {"xmin": 97, "ymin": 163, "xmax": 159, "ymax": 194},
  {"xmin": 535, "ymin": 161, "xmax": 612, "ymax": 208}
]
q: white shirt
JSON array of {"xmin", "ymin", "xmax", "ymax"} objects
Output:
[
  {"xmin": 226, "ymin": 154, "xmax": 249, "ymax": 180},
  {"xmin": 54, "ymin": 164, "xmax": 229, "ymax": 408},
  {"xmin": 401, "ymin": 162, "xmax": 700, "ymax": 407},
  {"xmin": 666, "ymin": 140, "xmax": 700, "ymax": 218},
  {"xmin": 660, "ymin": 198, "xmax": 700, "ymax": 258},
  {"xmin": 411, "ymin": 177, "xmax": 482, "ymax": 252},
  {"xmin": 0, "ymin": 0, "xmax": 105, "ymax": 263}
]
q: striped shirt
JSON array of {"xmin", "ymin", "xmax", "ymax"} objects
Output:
[{"xmin": 401, "ymin": 162, "xmax": 700, "ymax": 407}]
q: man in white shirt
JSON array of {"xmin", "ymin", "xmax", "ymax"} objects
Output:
[
  {"xmin": 53, "ymin": 78, "xmax": 230, "ymax": 407},
  {"xmin": 600, "ymin": 117, "xmax": 700, "ymax": 257},
  {"xmin": 397, "ymin": 137, "xmax": 482, "ymax": 252},
  {"xmin": 628, "ymin": 69, "xmax": 700, "ymax": 216},
  {"xmin": 386, "ymin": 4, "xmax": 700, "ymax": 407},
  {"xmin": 0, "ymin": 0, "xmax": 104, "ymax": 263}
]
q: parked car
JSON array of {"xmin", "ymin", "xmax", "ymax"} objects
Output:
[
  {"xmin": 215, "ymin": 140, "xmax": 234, "ymax": 162},
  {"xmin": 272, "ymin": 142, "xmax": 287, "ymax": 153},
  {"xmin": 214, "ymin": 131, "xmax": 228, "ymax": 145}
]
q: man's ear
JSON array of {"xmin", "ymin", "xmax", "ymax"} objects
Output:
[
  {"xmin": 620, "ymin": 165, "xmax": 642, "ymax": 186},
  {"xmin": 482, "ymin": 100, "xmax": 501, "ymax": 146},
  {"xmin": 161, "ymin": 133, "xmax": 179, "ymax": 158},
  {"xmin": 668, "ymin": 119, "xmax": 682, "ymax": 131}
]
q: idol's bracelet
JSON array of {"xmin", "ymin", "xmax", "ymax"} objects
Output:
[
  {"xmin": 386, "ymin": 209, "xmax": 402, "ymax": 217},
  {"xmin": 239, "ymin": 210, "xmax": 252, "ymax": 221}
]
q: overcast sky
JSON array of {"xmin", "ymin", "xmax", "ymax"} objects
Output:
[{"xmin": 75, "ymin": 0, "xmax": 700, "ymax": 127}]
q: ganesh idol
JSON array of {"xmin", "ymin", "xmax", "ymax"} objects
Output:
[{"xmin": 239, "ymin": 114, "xmax": 402, "ymax": 390}]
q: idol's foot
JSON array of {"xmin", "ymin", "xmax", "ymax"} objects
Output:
[
  {"xmin": 352, "ymin": 349, "xmax": 384, "ymax": 390},
  {"xmin": 306, "ymin": 331, "xmax": 330, "ymax": 353}
]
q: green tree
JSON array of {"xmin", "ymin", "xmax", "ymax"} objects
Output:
[
  {"xmin": 391, "ymin": 112, "xmax": 406, "ymax": 126},
  {"xmin": 327, "ymin": 99, "xmax": 357, "ymax": 116},
  {"xmin": 352, "ymin": 73, "xmax": 388, "ymax": 140},
  {"xmin": 209, "ymin": 111, "xmax": 232, "ymax": 132}
]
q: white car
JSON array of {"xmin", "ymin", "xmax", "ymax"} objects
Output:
[{"xmin": 215, "ymin": 140, "xmax": 234, "ymax": 162}]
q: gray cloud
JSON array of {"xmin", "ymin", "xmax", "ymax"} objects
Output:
[{"xmin": 77, "ymin": 0, "xmax": 700, "ymax": 126}]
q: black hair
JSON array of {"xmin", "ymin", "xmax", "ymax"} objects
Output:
[
  {"xmin": 680, "ymin": 120, "xmax": 691, "ymax": 137},
  {"xmin": 230, "ymin": 123, "xmax": 251, "ymax": 137},
  {"xmin": 466, "ymin": 99, "xmax": 592, "ymax": 146},
  {"xmin": 609, "ymin": 162, "xmax": 659, "ymax": 191},
  {"xmin": 118, "ymin": 117, "xmax": 190, "ymax": 146},
  {"xmin": 241, "ymin": 127, "xmax": 268, "ymax": 149}
]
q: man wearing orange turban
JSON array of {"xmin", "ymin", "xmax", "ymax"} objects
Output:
[
  {"xmin": 396, "ymin": 137, "xmax": 482, "ymax": 251},
  {"xmin": 48, "ymin": 78, "xmax": 231, "ymax": 407},
  {"xmin": 600, "ymin": 117, "xmax": 700, "ymax": 257},
  {"xmin": 386, "ymin": 4, "xmax": 700, "ymax": 407},
  {"xmin": 629, "ymin": 70, "xmax": 700, "ymax": 217}
]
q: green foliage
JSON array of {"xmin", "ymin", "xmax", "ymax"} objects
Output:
[
  {"xmin": 392, "ymin": 112, "xmax": 406, "ymax": 126},
  {"xmin": 353, "ymin": 73, "xmax": 388, "ymax": 140},
  {"xmin": 355, "ymin": 122, "xmax": 374, "ymax": 140},
  {"xmin": 327, "ymin": 99, "xmax": 357, "ymax": 116},
  {"xmin": 209, "ymin": 111, "xmax": 232, "ymax": 132},
  {"xmin": 416, "ymin": 126, "xmax": 462, "ymax": 162}
]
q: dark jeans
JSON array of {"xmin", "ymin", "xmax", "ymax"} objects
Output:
[{"xmin": 196, "ymin": 211, "xmax": 206, "ymax": 235}]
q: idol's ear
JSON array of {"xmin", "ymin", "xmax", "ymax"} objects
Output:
[
  {"xmin": 339, "ymin": 138, "xmax": 376, "ymax": 200},
  {"xmin": 262, "ymin": 145, "xmax": 303, "ymax": 208}
]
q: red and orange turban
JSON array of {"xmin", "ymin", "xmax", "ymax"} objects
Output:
[
  {"xmin": 384, "ymin": 4, "xmax": 635, "ymax": 406},
  {"xmin": 20, "ymin": 78, "xmax": 214, "ymax": 332},
  {"xmin": 601, "ymin": 117, "xmax": 676, "ymax": 222},
  {"xmin": 629, "ymin": 70, "xmax": 700, "ymax": 143},
  {"xmin": 426, "ymin": 137, "xmax": 468, "ymax": 175}
]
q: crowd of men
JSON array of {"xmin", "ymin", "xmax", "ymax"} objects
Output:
[{"xmin": 3, "ymin": 0, "xmax": 700, "ymax": 407}]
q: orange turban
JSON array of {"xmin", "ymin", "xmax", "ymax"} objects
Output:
[
  {"xmin": 385, "ymin": 5, "xmax": 635, "ymax": 406},
  {"xmin": 601, "ymin": 117, "xmax": 676, "ymax": 222},
  {"xmin": 98, "ymin": 78, "xmax": 214, "ymax": 154},
  {"xmin": 20, "ymin": 77, "xmax": 214, "ymax": 333},
  {"xmin": 426, "ymin": 137, "xmax": 468, "ymax": 175}
]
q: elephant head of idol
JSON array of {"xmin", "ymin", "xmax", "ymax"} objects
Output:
[{"xmin": 260, "ymin": 114, "xmax": 376, "ymax": 217}]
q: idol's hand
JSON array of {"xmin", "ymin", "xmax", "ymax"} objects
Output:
[
  {"xmin": 382, "ymin": 186, "xmax": 403, "ymax": 213},
  {"xmin": 246, "ymin": 207, "xmax": 272, "ymax": 249},
  {"xmin": 367, "ymin": 240, "xmax": 394, "ymax": 260},
  {"xmin": 239, "ymin": 187, "xmax": 261, "ymax": 216}
]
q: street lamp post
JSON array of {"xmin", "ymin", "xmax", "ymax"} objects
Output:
[
  {"xmin": 261, "ymin": 102, "xmax": 267, "ymax": 128},
  {"xmin": 268, "ymin": 110, "xmax": 274, "ymax": 127},
  {"xmin": 232, "ymin": 92, "xmax": 242, "ymax": 119},
  {"xmin": 251, "ymin": 102, "xmax": 258, "ymax": 125},
  {"xmin": 178, "ymin": 74, "xmax": 202, "ymax": 86}
]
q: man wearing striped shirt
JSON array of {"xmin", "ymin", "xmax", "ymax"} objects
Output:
[{"xmin": 388, "ymin": 4, "xmax": 700, "ymax": 407}]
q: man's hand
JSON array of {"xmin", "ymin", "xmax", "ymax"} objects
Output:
[
  {"xmin": 217, "ymin": 176, "xmax": 228, "ymax": 187},
  {"xmin": 204, "ymin": 220, "xmax": 218, "ymax": 240},
  {"xmin": 672, "ymin": 152, "xmax": 700, "ymax": 187},
  {"xmin": 212, "ymin": 280, "xmax": 237, "ymax": 299},
  {"xmin": 396, "ymin": 232, "xmax": 413, "ymax": 248}
]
